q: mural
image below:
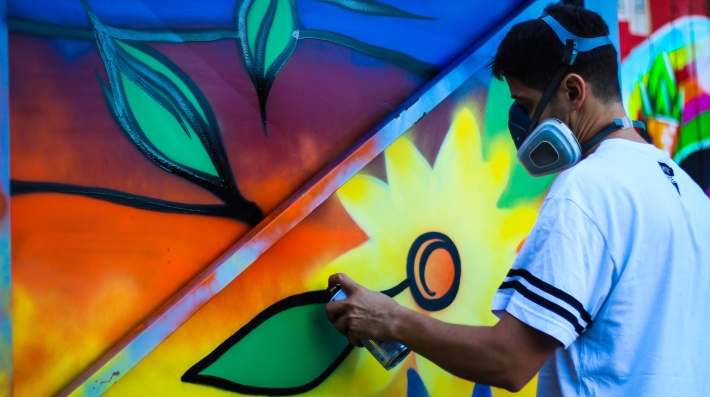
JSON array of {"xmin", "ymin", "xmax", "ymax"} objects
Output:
[
  {"xmin": 618, "ymin": 0, "xmax": 710, "ymax": 196},
  {"xmin": 10, "ymin": 0, "xmax": 689, "ymax": 396},
  {"xmin": 102, "ymin": 68, "xmax": 545, "ymax": 397},
  {"xmin": 7, "ymin": 0, "xmax": 542, "ymax": 396}
]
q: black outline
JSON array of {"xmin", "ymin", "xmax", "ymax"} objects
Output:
[
  {"xmin": 7, "ymin": 16, "xmax": 238, "ymax": 42},
  {"xmin": 237, "ymin": 0, "xmax": 300, "ymax": 135},
  {"xmin": 406, "ymin": 232, "xmax": 461, "ymax": 312},
  {"xmin": 85, "ymin": 2, "xmax": 264, "ymax": 226},
  {"xmin": 182, "ymin": 280, "xmax": 409, "ymax": 395},
  {"xmin": 9, "ymin": 180, "xmax": 250, "ymax": 219},
  {"xmin": 504, "ymin": 269, "xmax": 592, "ymax": 326}
]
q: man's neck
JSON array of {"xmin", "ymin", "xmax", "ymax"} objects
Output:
[{"xmin": 574, "ymin": 102, "xmax": 647, "ymax": 156}]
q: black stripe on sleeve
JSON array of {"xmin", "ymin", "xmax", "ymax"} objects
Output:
[
  {"xmin": 507, "ymin": 268, "xmax": 592, "ymax": 326},
  {"xmin": 499, "ymin": 280, "xmax": 585, "ymax": 335}
]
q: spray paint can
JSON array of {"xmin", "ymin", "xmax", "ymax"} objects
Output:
[{"xmin": 328, "ymin": 284, "xmax": 411, "ymax": 370}]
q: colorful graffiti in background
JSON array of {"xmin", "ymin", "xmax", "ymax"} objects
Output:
[{"xmin": 618, "ymin": 0, "xmax": 710, "ymax": 196}]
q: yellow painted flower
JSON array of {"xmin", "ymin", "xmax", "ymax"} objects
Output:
[{"xmin": 308, "ymin": 108, "xmax": 540, "ymax": 396}]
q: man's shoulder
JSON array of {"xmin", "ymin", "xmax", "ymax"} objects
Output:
[
  {"xmin": 547, "ymin": 139, "xmax": 648, "ymax": 199},
  {"xmin": 546, "ymin": 156, "xmax": 609, "ymax": 200}
]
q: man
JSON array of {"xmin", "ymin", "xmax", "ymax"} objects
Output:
[{"xmin": 325, "ymin": 4, "xmax": 710, "ymax": 396}]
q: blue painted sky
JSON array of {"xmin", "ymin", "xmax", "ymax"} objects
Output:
[{"xmin": 9, "ymin": 0, "xmax": 530, "ymax": 67}]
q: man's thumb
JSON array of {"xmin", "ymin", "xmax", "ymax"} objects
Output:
[{"xmin": 330, "ymin": 273, "xmax": 358, "ymax": 294}]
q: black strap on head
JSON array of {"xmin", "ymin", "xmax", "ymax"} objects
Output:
[
  {"xmin": 525, "ymin": 15, "xmax": 613, "ymax": 135},
  {"xmin": 580, "ymin": 118, "xmax": 648, "ymax": 153},
  {"xmin": 526, "ymin": 39, "xmax": 577, "ymax": 134}
]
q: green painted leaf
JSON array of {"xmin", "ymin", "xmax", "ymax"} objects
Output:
[
  {"xmin": 656, "ymin": 80, "xmax": 672, "ymax": 117},
  {"xmin": 183, "ymin": 291, "xmax": 352, "ymax": 394},
  {"xmin": 88, "ymin": 2, "xmax": 226, "ymax": 178},
  {"xmin": 247, "ymin": 0, "xmax": 295, "ymax": 75},
  {"xmin": 110, "ymin": 39, "xmax": 218, "ymax": 176},
  {"xmin": 638, "ymin": 81, "xmax": 654, "ymax": 118},
  {"xmin": 238, "ymin": 0, "xmax": 299, "ymax": 134},
  {"xmin": 183, "ymin": 281, "xmax": 410, "ymax": 394},
  {"xmin": 117, "ymin": 41, "xmax": 208, "ymax": 124},
  {"xmin": 87, "ymin": 2, "xmax": 265, "ymax": 225},
  {"xmin": 659, "ymin": 52, "xmax": 678, "ymax": 101},
  {"xmin": 673, "ymin": 85, "xmax": 685, "ymax": 121},
  {"xmin": 119, "ymin": 66, "xmax": 218, "ymax": 177},
  {"xmin": 316, "ymin": 0, "xmax": 434, "ymax": 20},
  {"xmin": 647, "ymin": 52, "xmax": 678, "ymax": 118}
]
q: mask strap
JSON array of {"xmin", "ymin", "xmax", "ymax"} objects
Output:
[
  {"xmin": 541, "ymin": 15, "xmax": 613, "ymax": 52},
  {"xmin": 526, "ymin": 16, "xmax": 615, "ymax": 135},
  {"xmin": 580, "ymin": 117, "xmax": 648, "ymax": 153},
  {"xmin": 526, "ymin": 40, "xmax": 576, "ymax": 134}
]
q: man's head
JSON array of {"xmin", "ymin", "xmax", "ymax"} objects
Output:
[{"xmin": 490, "ymin": 4, "xmax": 621, "ymax": 128}]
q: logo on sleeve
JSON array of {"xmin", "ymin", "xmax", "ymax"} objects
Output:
[{"xmin": 658, "ymin": 162, "xmax": 680, "ymax": 195}]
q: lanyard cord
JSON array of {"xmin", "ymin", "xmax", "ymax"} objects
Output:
[{"xmin": 580, "ymin": 118, "xmax": 647, "ymax": 153}]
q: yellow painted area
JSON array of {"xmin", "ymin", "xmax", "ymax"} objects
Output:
[{"xmin": 104, "ymin": 107, "xmax": 540, "ymax": 396}]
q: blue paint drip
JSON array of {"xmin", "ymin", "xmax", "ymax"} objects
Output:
[
  {"xmin": 472, "ymin": 383, "xmax": 493, "ymax": 397},
  {"xmin": 407, "ymin": 368, "xmax": 430, "ymax": 397}
]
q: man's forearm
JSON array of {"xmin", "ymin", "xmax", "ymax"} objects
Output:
[
  {"xmin": 389, "ymin": 307, "xmax": 547, "ymax": 392},
  {"xmin": 389, "ymin": 307, "xmax": 516, "ymax": 389},
  {"xmin": 323, "ymin": 273, "xmax": 558, "ymax": 391}
]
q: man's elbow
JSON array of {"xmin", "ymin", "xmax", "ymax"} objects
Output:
[{"xmin": 493, "ymin": 368, "xmax": 534, "ymax": 393}]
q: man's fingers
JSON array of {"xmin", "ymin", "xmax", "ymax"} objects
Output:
[
  {"xmin": 325, "ymin": 300, "xmax": 347, "ymax": 323},
  {"xmin": 347, "ymin": 334, "xmax": 361, "ymax": 347},
  {"xmin": 333, "ymin": 316, "xmax": 349, "ymax": 337},
  {"xmin": 328, "ymin": 273, "xmax": 360, "ymax": 294}
]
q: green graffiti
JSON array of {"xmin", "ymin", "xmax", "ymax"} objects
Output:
[
  {"xmin": 482, "ymin": 78, "xmax": 554, "ymax": 208},
  {"xmin": 121, "ymin": 73, "xmax": 218, "ymax": 176},
  {"xmin": 639, "ymin": 52, "xmax": 683, "ymax": 121}
]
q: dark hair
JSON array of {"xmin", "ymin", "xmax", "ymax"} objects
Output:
[{"xmin": 490, "ymin": 4, "xmax": 621, "ymax": 103}]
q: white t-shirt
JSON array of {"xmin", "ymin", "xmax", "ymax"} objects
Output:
[{"xmin": 491, "ymin": 138, "xmax": 710, "ymax": 396}]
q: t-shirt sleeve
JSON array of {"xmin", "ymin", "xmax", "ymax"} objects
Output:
[{"xmin": 491, "ymin": 197, "xmax": 615, "ymax": 348}]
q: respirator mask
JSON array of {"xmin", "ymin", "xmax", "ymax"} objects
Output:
[{"xmin": 509, "ymin": 15, "xmax": 646, "ymax": 176}]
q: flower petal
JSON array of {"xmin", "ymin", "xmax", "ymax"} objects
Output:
[
  {"xmin": 385, "ymin": 137, "xmax": 433, "ymax": 216},
  {"xmin": 337, "ymin": 174, "xmax": 401, "ymax": 240}
]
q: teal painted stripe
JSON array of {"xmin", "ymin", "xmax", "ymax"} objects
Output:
[
  {"xmin": 8, "ymin": 17, "xmax": 238, "ymax": 42},
  {"xmin": 299, "ymin": 29, "xmax": 438, "ymax": 78}
]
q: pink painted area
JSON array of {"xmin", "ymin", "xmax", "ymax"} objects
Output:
[{"xmin": 682, "ymin": 94, "xmax": 710, "ymax": 124}]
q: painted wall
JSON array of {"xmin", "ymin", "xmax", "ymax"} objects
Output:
[
  {"xmin": 103, "ymin": 64, "xmax": 549, "ymax": 397},
  {"xmin": 7, "ymin": 0, "xmax": 536, "ymax": 396},
  {"xmin": 8, "ymin": 0, "xmax": 706, "ymax": 396}
]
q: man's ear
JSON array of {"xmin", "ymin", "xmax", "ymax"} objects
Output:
[{"xmin": 561, "ymin": 73, "xmax": 586, "ymax": 111}]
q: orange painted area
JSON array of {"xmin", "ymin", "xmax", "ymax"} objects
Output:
[
  {"xmin": 423, "ymin": 249, "xmax": 455, "ymax": 299},
  {"xmin": 104, "ymin": 197, "xmax": 367, "ymax": 396},
  {"xmin": 11, "ymin": 193, "xmax": 250, "ymax": 397}
]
